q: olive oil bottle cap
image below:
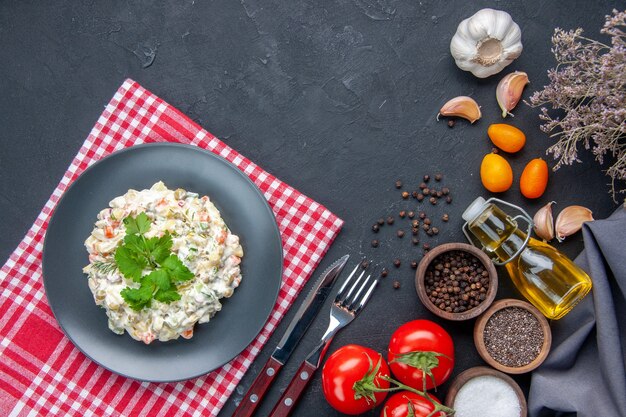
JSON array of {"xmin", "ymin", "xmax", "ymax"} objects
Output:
[{"xmin": 462, "ymin": 196, "xmax": 487, "ymax": 223}]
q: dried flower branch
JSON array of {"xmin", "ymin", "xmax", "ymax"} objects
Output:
[{"xmin": 527, "ymin": 9, "xmax": 626, "ymax": 198}]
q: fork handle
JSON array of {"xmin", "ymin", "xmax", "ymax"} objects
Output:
[
  {"xmin": 233, "ymin": 357, "xmax": 283, "ymax": 417},
  {"xmin": 268, "ymin": 361, "xmax": 317, "ymax": 417}
]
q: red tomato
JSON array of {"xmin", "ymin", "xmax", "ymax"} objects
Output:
[
  {"xmin": 387, "ymin": 320, "xmax": 454, "ymax": 390},
  {"xmin": 380, "ymin": 391, "xmax": 447, "ymax": 417},
  {"xmin": 322, "ymin": 344, "xmax": 390, "ymax": 415}
]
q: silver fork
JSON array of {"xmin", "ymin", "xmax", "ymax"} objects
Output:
[{"xmin": 268, "ymin": 264, "xmax": 379, "ymax": 417}]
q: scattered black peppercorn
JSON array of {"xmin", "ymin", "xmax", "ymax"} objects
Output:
[
  {"xmin": 381, "ymin": 268, "xmax": 389, "ymax": 278},
  {"xmin": 366, "ymin": 174, "xmax": 453, "ymax": 275},
  {"xmin": 447, "ymin": 119, "xmax": 455, "ymax": 128},
  {"xmin": 393, "ymin": 281, "xmax": 401, "ymax": 289}
]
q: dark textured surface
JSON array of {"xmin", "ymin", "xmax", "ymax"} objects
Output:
[{"xmin": 0, "ymin": 0, "xmax": 621, "ymax": 415}]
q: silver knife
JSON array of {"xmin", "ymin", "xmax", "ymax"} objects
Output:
[{"xmin": 232, "ymin": 254, "xmax": 350, "ymax": 417}]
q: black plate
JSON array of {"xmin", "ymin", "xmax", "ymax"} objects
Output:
[{"xmin": 42, "ymin": 143, "xmax": 283, "ymax": 382}]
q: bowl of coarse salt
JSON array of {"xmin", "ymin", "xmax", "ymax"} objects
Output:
[{"xmin": 445, "ymin": 366, "xmax": 527, "ymax": 417}]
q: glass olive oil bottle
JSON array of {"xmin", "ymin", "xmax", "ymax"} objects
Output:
[{"xmin": 462, "ymin": 197, "xmax": 592, "ymax": 320}]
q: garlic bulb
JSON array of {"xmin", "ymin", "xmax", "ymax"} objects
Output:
[{"xmin": 450, "ymin": 8, "xmax": 523, "ymax": 78}]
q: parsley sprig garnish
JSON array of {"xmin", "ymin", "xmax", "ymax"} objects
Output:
[{"xmin": 115, "ymin": 212, "xmax": 194, "ymax": 311}]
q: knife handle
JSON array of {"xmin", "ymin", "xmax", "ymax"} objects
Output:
[
  {"xmin": 233, "ymin": 356, "xmax": 283, "ymax": 417},
  {"xmin": 268, "ymin": 361, "xmax": 317, "ymax": 417}
]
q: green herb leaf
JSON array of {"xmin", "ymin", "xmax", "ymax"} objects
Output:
[
  {"xmin": 123, "ymin": 212, "xmax": 151, "ymax": 235},
  {"xmin": 146, "ymin": 269, "xmax": 171, "ymax": 291},
  {"xmin": 123, "ymin": 234, "xmax": 148, "ymax": 257},
  {"xmin": 91, "ymin": 261, "xmax": 117, "ymax": 275},
  {"xmin": 161, "ymin": 254, "xmax": 194, "ymax": 282},
  {"xmin": 149, "ymin": 233, "xmax": 173, "ymax": 264},
  {"xmin": 154, "ymin": 288, "xmax": 181, "ymax": 303},
  {"xmin": 121, "ymin": 284, "xmax": 154, "ymax": 311},
  {"xmin": 112, "ymin": 212, "xmax": 195, "ymax": 310},
  {"xmin": 114, "ymin": 245, "xmax": 147, "ymax": 282}
]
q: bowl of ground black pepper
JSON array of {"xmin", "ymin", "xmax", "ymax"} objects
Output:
[
  {"xmin": 415, "ymin": 243, "xmax": 498, "ymax": 321},
  {"xmin": 474, "ymin": 299, "xmax": 552, "ymax": 374}
]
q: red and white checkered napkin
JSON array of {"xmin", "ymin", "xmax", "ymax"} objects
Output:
[{"xmin": 0, "ymin": 79, "xmax": 343, "ymax": 417}]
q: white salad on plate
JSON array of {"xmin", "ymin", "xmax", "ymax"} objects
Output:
[{"xmin": 83, "ymin": 181, "xmax": 243, "ymax": 344}]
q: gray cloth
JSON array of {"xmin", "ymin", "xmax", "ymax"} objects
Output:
[{"xmin": 529, "ymin": 207, "xmax": 626, "ymax": 417}]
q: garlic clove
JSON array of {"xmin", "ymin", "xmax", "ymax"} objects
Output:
[
  {"xmin": 533, "ymin": 201, "xmax": 555, "ymax": 241},
  {"xmin": 437, "ymin": 96, "xmax": 482, "ymax": 123},
  {"xmin": 555, "ymin": 205, "xmax": 594, "ymax": 242},
  {"xmin": 497, "ymin": 71, "xmax": 529, "ymax": 118}
]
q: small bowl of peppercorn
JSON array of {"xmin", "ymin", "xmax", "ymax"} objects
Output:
[{"xmin": 415, "ymin": 242, "xmax": 498, "ymax": 321}]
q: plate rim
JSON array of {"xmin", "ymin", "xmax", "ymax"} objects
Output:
[{"xmin": 42, "ymin": 142, "xmax": 283, "ymax": 382}]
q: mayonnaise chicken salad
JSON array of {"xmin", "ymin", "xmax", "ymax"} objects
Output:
[{"xmin": 83, "ymin": 182, "xmax": 243, "ymax": 344}]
